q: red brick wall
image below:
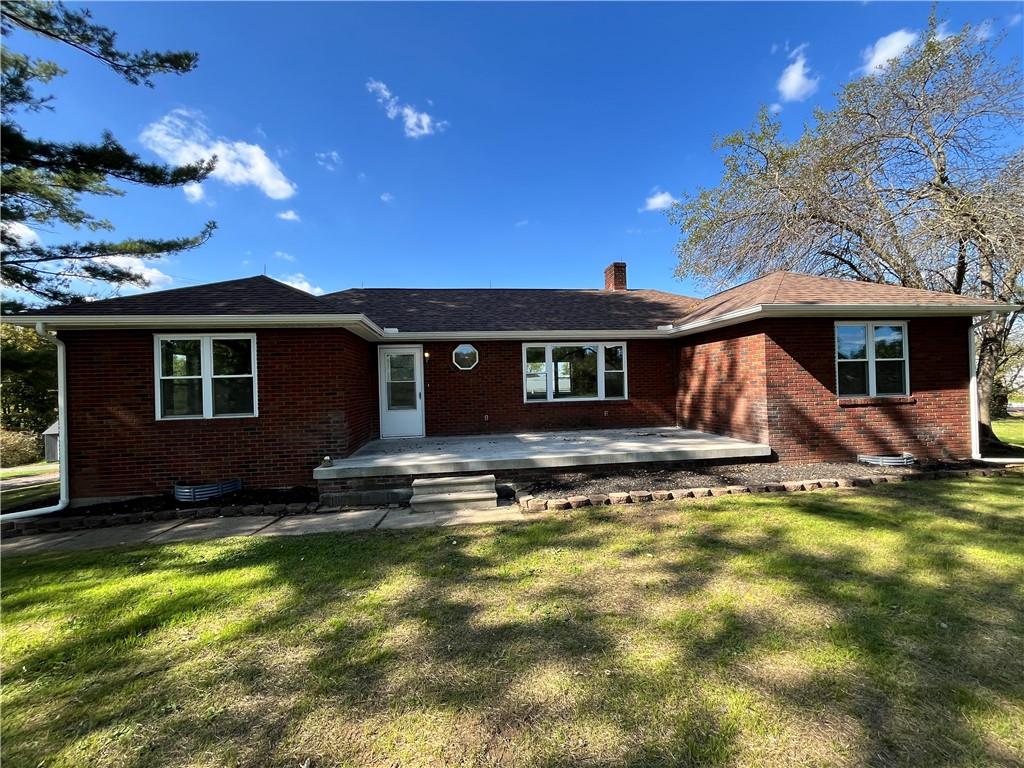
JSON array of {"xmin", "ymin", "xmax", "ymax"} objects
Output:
[
  {"xmin": 675, "ymin": 327, "xmax": 769, "ymax": 444},
  {"xmin": 409, "ymin": 339, "xmax": 678, "ymax": 435},
  {"xmin": 761, "ymin": 317, "xmax": 972, "ymax": 461},
  {"xmin": 60, "ymin": 328, "xmax": 373, "ymax": 500}
]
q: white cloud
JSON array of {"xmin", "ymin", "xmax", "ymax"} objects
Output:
[
  {"xmin": 379, "ymin": 192, "xmax": 394, "ymax": 203},
  {"xmin": 1010, "ymin": 13, "xmax": 1022, "ymax": 27},
  {"xmin": 366, "ymin": 79, "xmax": 448, "ymax": 139},
  {"xmin": 315, "ymin": 150, "xmax": 342, "ymax": 171},
  {"xmin": 639, "ymin": 188, "xmax": 678, "ymax": 213},
  {"xmin": 276, "ymin": 209, "xmax": 300, "ymax": 222},
  {"xmin": 770, "ymin": 42, "xmax": 779, "ymax": 54},
  {"xmin": 273, "ymin": 250, "xmax": 295, "ymax": 262},
  {"xmin": 182, "ymin": 182, "xmax": 205, "ymax": 203},
  {"xmin": 974, "ymin": 19, "xmax": 994, "ymax": 41},
  {"xmin": 777, "ymin": 44, "xmax": 819, "ymax": 102},
  {"xmin": 279, "ymin": 273, "xmax": 323, "ymax": 296},
  {"xmin": 769, "ymin": 102, "xmax": 783, "ymax": 114},
  {"xmin": 2, "ymin": 221, "xmax": 41, "ymax": 247},
  {"xmin": 514, "ymin": 219, "xmax": 529, "ymax": 228},
  {"xmin": 860, "ymin": 29, "xmax": 918, "ymax": 75},
  {"xmin": 96, "ymin": 255, "xmax": 174, "ymax": 290},
  {"xmin": 140, "ymin": 108, "xmax": 297, "ymax": 199}
]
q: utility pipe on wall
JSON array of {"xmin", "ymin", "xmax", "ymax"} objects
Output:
[{"xmin": 0, "ymin": 323, "xmax": 69, "ymax": 521}]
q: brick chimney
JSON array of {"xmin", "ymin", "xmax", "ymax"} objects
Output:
[{"xmin": 604, "ymin": 261, "xmax": 627, "ymax": 291}]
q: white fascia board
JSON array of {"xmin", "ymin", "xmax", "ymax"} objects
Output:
[
  {"xmin": 665, "ymin": 302, "xmax": 1020, "ymax": 337},
  {"xmin": 379, "ymin": 328, "xmax": 670, "ymax": 341},
  {"xmin": 1, "ymin": 313, "xmax": 388, "ymax": 340}
]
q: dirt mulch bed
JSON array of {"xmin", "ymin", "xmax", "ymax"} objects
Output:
[{"xmin": 527, "ymin": 460, "xmax": 977, "ymax": 497}]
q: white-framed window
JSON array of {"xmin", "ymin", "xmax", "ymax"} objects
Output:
[
  {"xmin": 154, "ymin": 334, "xmax": 258, "ymax": 420},
  {"xmin": 452, "ymin": 343, "xmax": 479, "ymax": 370},
  {"xmin": 834, "ymin": 321, "xmax": 909, "ymax": 397},
  {"xmin": 522, "ymin": 342, "xmax": 627, "ymax": 402}
]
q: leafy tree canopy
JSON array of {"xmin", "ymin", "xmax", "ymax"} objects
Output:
[{"xmin": 670, "ymin": 14, "xmax": 1023, "ymax": 437}]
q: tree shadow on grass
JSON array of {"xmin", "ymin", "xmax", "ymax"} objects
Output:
[{"xmin": 2, "ymin": 476, "xmax": 1023, "ymax": 767}]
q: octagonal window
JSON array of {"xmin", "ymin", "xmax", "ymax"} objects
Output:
[{"xmin": 453, "ymin": 344, "xmax": 479, "ymax": 371}]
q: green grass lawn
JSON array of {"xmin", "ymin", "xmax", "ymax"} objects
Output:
[
  {"xmin": 993, "ymin": 417, "xmax": 1024, "ymax": 448},
  {"xmin": 0, "ymin": 461, "xmax": 57, "ymax": 481},
  {"xmin": 3, "ymin": 476, "xmax": 1023, "ymax": 767},
  {"xmin": 0, "ymin": 480, "xmax": 60, "ymax": 513}
]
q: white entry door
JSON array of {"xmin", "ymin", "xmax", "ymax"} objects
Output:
[{"xmin": 378, "ymin": 346, "xmax": 425, "ymax": 438}]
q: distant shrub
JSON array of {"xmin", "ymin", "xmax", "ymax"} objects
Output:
[{"xmin": 0, "ymin": 430, "xmax": 42, "ymax": 467}]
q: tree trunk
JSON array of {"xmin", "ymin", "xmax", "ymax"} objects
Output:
[{"xmin": 976, "ymin": 318, "xmax": 1005, "ymax": 450}]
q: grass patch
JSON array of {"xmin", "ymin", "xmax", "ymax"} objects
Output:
[
  {"xmin": 993, "ymin": 417, "xmax": 1024, "ymax": 448},
  {"xmin": 1, "ymin": 479, "xmax": 59, "ymax": 511},
  {"xmin": 3, "ymin": 476, "xmax": 1023, "ymax": 767},
  {"xmin": 0, "ymin": 462, "xmax": 56, "ymax": 481}
]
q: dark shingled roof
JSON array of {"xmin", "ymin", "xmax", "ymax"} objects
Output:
[
  {"xmin": 11, "ymin": 275, "xmax": 335, "ymax": 317},
  {"xmin": 680, "ymin": 271, "xmax": 1007, "ymax": 325},
  {"xmin": 321, "ymin": 288, "xmax": 698, "ymax": 332},
  {"xmin": 10, "ymin": 270, "xmax": 1008, "ymax": 331}
]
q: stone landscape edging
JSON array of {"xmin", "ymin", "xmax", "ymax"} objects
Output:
[{"xmin": 513, "ymin": 467, "xmax": 1008, "ymax": 512}]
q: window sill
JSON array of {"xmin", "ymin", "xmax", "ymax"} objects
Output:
[
  {"xmin": 157, "ymin": 414, "xmax": 259, "ymax": 422},
  {"xmin": 524, "ymin": 398, "xmax": 629, "ymax": 405},
  {"xmin": 837, "ymin": 396, "xmax": 915, "ymax": 407}
]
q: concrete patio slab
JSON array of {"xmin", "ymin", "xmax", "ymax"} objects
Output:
[
  {"xmin": 314, "ymin": 426, "xmax": 771, "ymax": 480},
  {"xmin": 149, "ymin": 515, "xmax": 276, "ymax": 543},
  {"xmin": 256, "ymin": 509, "xmax": 387, "ymax": 536}
]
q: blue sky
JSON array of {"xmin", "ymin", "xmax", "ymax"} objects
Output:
[{"xmin": 8, "ymin": 1, "xmax": 1023, "ymax": 300}]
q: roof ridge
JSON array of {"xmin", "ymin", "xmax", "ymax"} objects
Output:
[{"xmin": 768, "ymin": 271, "xmax": 787, "ymax": 304}]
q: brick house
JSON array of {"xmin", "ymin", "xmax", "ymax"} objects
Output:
[{"xmin": 7, "ymin": 263, "xmax": 1016, "ymax": 505}]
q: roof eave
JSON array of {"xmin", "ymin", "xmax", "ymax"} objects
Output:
[
  {"xmin": 2, "ymin": 313, "xmax": 388, "ymax": 340},
  {"xmin": 667, "ymin": 302, "xmax": 1021, "ymax": 337}
]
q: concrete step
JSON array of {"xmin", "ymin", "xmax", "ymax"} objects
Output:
[
  {"xmin": 410, "ymin": 490, "xmax": 498, "ymax": 514},
  {"xmin": 412, "ymin": 474, "xmax": 496, "ymax": 496}
]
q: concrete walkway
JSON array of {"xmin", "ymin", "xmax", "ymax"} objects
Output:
[
  {"xmin": 0, "ymin": 506, "xmax": 526, "ymax": 555},
  {"xmin": 1, "ymin": 471, "xmax": 60, "ymax": 489}
]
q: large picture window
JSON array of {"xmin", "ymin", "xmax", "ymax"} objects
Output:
[
  {"xmin": 522, "ymin": 343, "xmax": 627, "ymax": 402},
  {"xmin": 835, "ymin": 322, "xmax": 908, "ymax": 397},
  {"xmin": 155, "ymin": 334, "xmax": 258, "ymax": 419}
]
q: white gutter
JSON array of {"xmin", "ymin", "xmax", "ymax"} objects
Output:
[
  {"xmin": 2, "ymin": 313, "xmax": 388, "ymax": 340},
  {"xmin": 0, "ymin": 323, "xmax": 69, "ymax": 521},
  {"xmin": 664, "ymin": 302, "xmax": 1021, "ymax": 338},
  {"xmin": 6, "ymin": 302, "xmax": 1019, "ymax": 343}
]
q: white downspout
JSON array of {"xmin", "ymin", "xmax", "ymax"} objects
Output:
[
  {"xmin": 968, "ymin": 319, "xmax": 981, "ymax": 460},
  {"xmin": 0, "ymin": 322, "xmax": 69, "ymax": 520}
]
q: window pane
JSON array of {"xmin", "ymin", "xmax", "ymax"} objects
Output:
[
  {"xmin": 213, "ymin": 338, "xmax": 253, "ymax": 376},
  {"xmin": 525, "ymin": 346, "xmax": 545, "ymax": 366},
  {"xmin": 552, "ymin": 345, "xmax": 598, "ymax": 399},
  {"xmin": 211, "ymin": 377, "xmax": 254, "ymax": 415},
  {"xmin": 605, "ymin": 371, "xmax": 625, "ymax": 398},
  {"xmin": 453, "ymin": 344, "xmax": 478, "ymax": 370},
  {"xmin": 836, "ymin": 326, "xmax": 867, "ymax": 360},
  {"xmin": 837, "ymin": 361, "xmax": 869, "ymax": 396},
  {"xmin": 388, "ymin": 354, "xmax": 415, "ymax": 382},
  {"xmin": 160, "ymin": 379, "xmax": 203, "ymax": 417},
  {"xmin": 604, "ymin": 345, "xmax": 624, "ymax": 372},
  {"xmin": 161, "ymin": 339, "xmax": 201, "ymax": 377},
  {"xmin": 525, "ymin": 373, "xmax": 547, "ymax": 400},
  {"xmin": 388, "ymin": 381, "xmax": 416, "ymax": 410},
  {"xmin": 875, "ymin": 360, "xmax": 907, "ymax": 395},
  {"xmin": 874, "ymin": 325, "xmax": 904, "ymax": 359}
]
